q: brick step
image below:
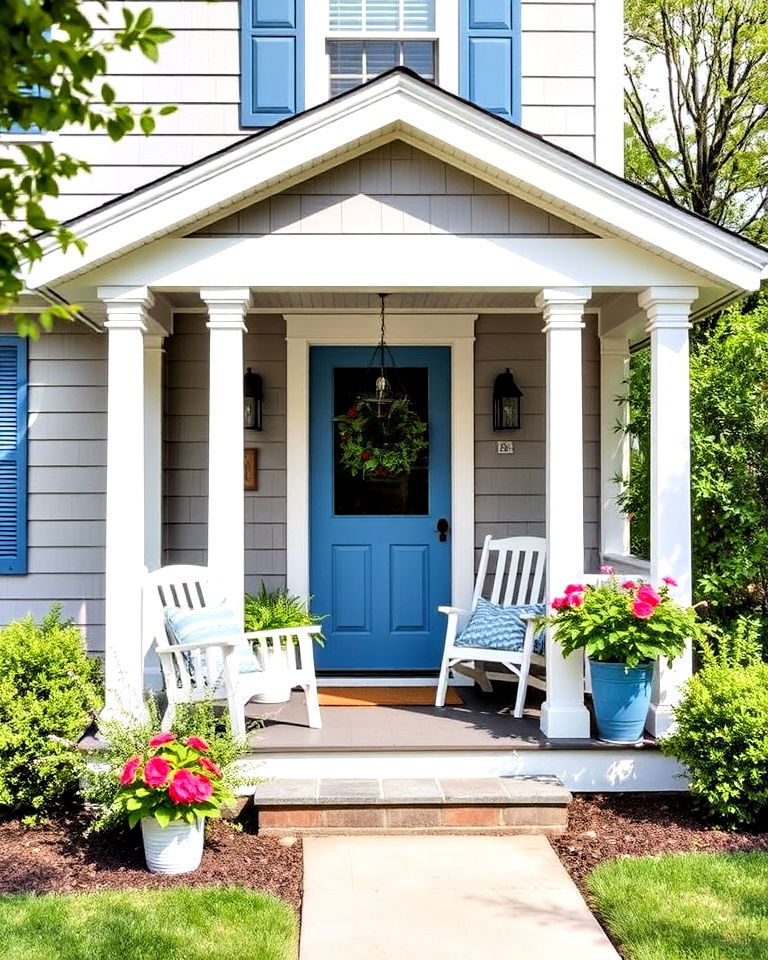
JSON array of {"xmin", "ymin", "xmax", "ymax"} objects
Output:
[{"xmin": 253, "ymin": 776, "xmax": 571, "ymax": 835}]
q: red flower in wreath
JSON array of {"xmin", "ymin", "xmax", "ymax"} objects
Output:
[
  {"xmin": 347, "ymin": 408, "xmax": 358, "ymax": 418},
  {"xmin": 361, "ymin": 451, "xmax": 371, "ymax": 461}
]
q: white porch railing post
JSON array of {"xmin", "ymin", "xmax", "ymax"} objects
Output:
[
  {"xmin": 101, "ymin": 288, "xmax": 153, "ymax": 720},
  {"xmin": 537, "ymin": 287, "xmax": 592, "ymax": 739},
  {"xmin": 638, "ymin": 286, "xmax": 698, "ymax": 737},
  {"xmin": 599, "ymin": 337, "xmax": 630, "ymax": 558},
  {"xmin": 202, "ymin": 288, "xmax": 251, "ymax": 626},
  {"xmin": 144, "ymin": 335, "xmax": 165, "ymax": 573}
]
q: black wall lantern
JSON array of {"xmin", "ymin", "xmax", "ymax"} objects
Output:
[
  {"xmin": 493, "ymin": 368, "xmax": 523, "ymax": 431},
  {"xmin": 243, "ymin": 368, "xmax": 263, "ymax": 431}
]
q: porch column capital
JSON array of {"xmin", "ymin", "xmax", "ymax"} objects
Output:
[
  {"xmin": 201, "ymin": 287, "xmax": 251, "ymax": 330},
  {"xmin": 638, "ymin": 286, "xmax": 698, "ymax": 330},
  {"xmin": 100, "ymin": 286, "xmax": 154, "ymax": 331},
  {"xmin": 599, "ymin": 335, "xmax": 629, "ymax": 358},
  {"xmin": 536, "ymin": 287, "xmax": 592, "ymax": 331}
]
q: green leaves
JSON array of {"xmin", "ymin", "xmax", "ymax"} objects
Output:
[{"xmin": 0, "ymin": 1, "xmax": 177, "ymax": 335}]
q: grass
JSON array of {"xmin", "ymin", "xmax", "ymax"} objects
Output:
[
  {"xmin": 0, "ymin": 887, "xmax": 297, "ymax": 960},
  {"xmin": 588, "ymin": 852, "xmax": 768, "ymax": 960}
]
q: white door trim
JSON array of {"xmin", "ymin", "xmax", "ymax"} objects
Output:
[{"xmin": 285, "ymin": 313, "xmax": 477, "ymax": 621}]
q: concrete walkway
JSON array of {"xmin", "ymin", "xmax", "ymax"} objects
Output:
[{"xmin": 300, "ymin": 835, "xmax": 621, "ymax": 960}]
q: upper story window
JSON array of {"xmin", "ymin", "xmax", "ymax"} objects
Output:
[
  {"xmin": 240, "ymin": 1, "xmax": 518, "ymax": 127},
  {"xmin": 328, "ymin": 1, "xmax": 437, "ymax": 95}
]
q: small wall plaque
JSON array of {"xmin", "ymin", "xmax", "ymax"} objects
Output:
[
  {"xmin": 496, "ymin": 441, "xmax": 515, "ymax": 455},
  {"xmin": 244, "ymin": 448, "xmax": 258, "ymax": 490}
]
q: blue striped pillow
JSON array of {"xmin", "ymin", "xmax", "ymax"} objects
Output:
[
  {"xmin": 163, "ymin": 606, "xmax": 261, "ymax": 678},
  {"xmin": 455, "ymin": 598, "xmax": 546, "ymax": 654}
]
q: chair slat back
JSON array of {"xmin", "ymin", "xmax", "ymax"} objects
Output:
[
  {"xmin": 471, "ymin": 535, "xmax": 547, "ymax": 610},
  {"xmin": 143, "ymin": 565, "xmax": 227, "ymax": 694}
]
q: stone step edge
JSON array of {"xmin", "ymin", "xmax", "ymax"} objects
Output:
[{"xmin": 252, "ymin": 775, "xmax": 571, "ymax": 808}]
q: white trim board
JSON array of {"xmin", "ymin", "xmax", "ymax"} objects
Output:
[{"xmin": 285, "ymin": 313, "xmax": 476, "ymax": 621}]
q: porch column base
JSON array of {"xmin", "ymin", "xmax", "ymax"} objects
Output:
[{"xmin": 540, "ymin": 700, "xmax": 591, "ymax": 740}]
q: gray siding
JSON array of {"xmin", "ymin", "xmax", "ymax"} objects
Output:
[
  {"xmin": 37, "ymin": 0, "xmax": 601, "ymax": 221},
  {"xmin": 191, "ymin": 144, "xmax": 590, "ymax": 237},
  {"xmin": 0, "ymin": 321, "xmax": 107, "ymax": 651},
  {"xmin": 474, "ymin": 313, "xmax": 600, "ymax": 573},
  {"xmin": 163, "ymin": 313, "xmax": 287, "ymax": 592}
]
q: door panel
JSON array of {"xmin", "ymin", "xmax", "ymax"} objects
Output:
[{"xmin": 310, "ymin": 346, "xmax": 451, "ymax": 671}]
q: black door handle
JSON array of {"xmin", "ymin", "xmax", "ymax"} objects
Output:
[{"xmin": 436, "ymin": 518, "xmax": 450, "ymax": 542}]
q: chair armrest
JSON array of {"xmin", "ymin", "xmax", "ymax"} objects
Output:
[
  {"xmin": 438, "ymin": 606, "xmax": 470, "ymax": 617},
  {"xmin": 244, "ymin": 624, "xmax": 322, "ymax": 641},
  {"xmin": 161, "ymin": 637, "xmax": 241, "ymax": 653},
  {"xmin": 518, "ymin": 613, "xmax": 538, "ymax": 622}
]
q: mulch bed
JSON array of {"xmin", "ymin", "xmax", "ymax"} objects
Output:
[
  {"xmin": 0, "ymin": 808, "xmax": 303, "ymax": 915},
  {"xmin": 552, "ymin": 792, "xmax": 768, "ymax": 897}
]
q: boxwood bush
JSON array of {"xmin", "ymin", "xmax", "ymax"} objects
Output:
[
  {"xmin": 662, "ymin": 659, "xmax": 768, "ymax": 828},
  {"xmin": 0, "ymin": 608, "xmax": 102, "ymax": 816}
]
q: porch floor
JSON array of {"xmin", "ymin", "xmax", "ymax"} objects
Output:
[{"xmin": 244, "ymin": 684, "xmax": 657, "ymax": 753}]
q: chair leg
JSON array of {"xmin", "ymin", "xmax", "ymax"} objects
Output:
[
  {"xmin": 435, "ymin": 652, "xmax": 451, "ymax": 707},
  {"xmin": 513, "ymin": 667, "xmax": 529, "ymax": 719},
  {"xmin": 475, "ymin": 662, "xmax": 494, "ymax": 694},
  {"xmin": 161, "ymin": 699, "xmax": 176, "ymax": 732},
  {"xmin": 227, "ymin": 689, "xmax": 247, "ymax": 740},
  {"xmin": 303, "ymin": 682, "xmax": 322, "ymax": 729}
]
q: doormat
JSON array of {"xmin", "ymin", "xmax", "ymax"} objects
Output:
[{"xmin": 317, "ymin": 686, "xmax": 462, "ymax": 706}]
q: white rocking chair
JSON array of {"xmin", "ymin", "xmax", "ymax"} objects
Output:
[
  {"xmin": 143, "ymin": 565, "xmax": 322, "ymax": 737},
  {"xmin": 435, "ymin": 535, "xmax": 547, "ymax": 718}
]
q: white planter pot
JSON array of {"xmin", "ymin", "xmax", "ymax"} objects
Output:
[
  {"xmin": 250, "ymin": 671, "xmax": 293, "ymax": 703},
  {"xmin": 141, "ymin": 816, "xmax": 205, "ymax": 875}
]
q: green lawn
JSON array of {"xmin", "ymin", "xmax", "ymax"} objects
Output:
[
  {"xmin": 588, "ymin": 852, "xmax": 768, "ymax": 960},
  {"xmin": 0, "ymin": 887, "xmax": 297, "ymax": 960}
]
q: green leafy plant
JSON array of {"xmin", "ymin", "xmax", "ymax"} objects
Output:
[
  {"xmin": 244, "ymin": 584, "xmax": 325, "ymax": 641},
  {"xmin": 538, "ymin": 572, "xmax": 703, "ymax": 667},
  {"xmin": 334, "ymin": 398, "xmax": 428, "ymax": 479},
  {"xmin": 662, "ymin": 660, "xmax": 768, "ymax": 827},
  {"xmin": 82, "ymin": 696, "xmax": 250, "ymax": 833},
  {"xmin": 699, "ymin": 616, "xmax": 764, "ymax": 669},
  {"xmin": 0, "ymin": 607, "xmax": 102, "ymax": 816}
]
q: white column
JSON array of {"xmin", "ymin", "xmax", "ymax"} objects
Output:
[
  {"xmin": 536, "ymin": 287, "xmax": 592, "ymax": 739},
  {"xmin": 201, "ymin": 288, "xmax": 251, "ymax": 625},
  {"xmin": 144, "ymin": 336, "xmax": 164, "ymax": 572},
  {"xmin": 638, "ymin": 286, "xmax": 698, "ymax": 736},
  {"xmin": 101, "ymin": 290, "xmax": 152, "ymax": 720},
  {"xmin": 599, "ymin": 337, "xmax": 630, "ymax": 558}
]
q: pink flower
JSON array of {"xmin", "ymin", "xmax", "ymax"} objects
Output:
[
  {"xmin": 569, "ymin": 593, "xmax": 584, "ymax": 607},
  {"xmin": 552, "ymin": 596, "xmax": 569, "ymax": 610},
  {"xmin": 185, "ymin": 736, "xmax": 210, "ymax": 753},
  {"xmin": 119, "ymin": 755, "xmax": 141, "ymax": 786},
  {"xmin": 168, "ymin": 769, "xmax": 214, "ymax": 805},
  {"xmin": 622, "ymin": 580, "xmax": 637, "ymax": 591},
  {"xmin": 144, "ymin": 756, "xmax": 172, "ymax": 788},
  {"xmin": 663, "ymin": 576, "xmax": 678, "ymax": 587},
  {"xmin": 199, "ymin": 757, "xmax": 222, "ymax": 778},
  {"xmin": 600, "ymin": 565, "xmax": 615, "ymax": 575},
  {"xmin": 637, "ymin": 584, "xmax": 661, "ymax": 608},
  {"xmin": 564, "ymin": 584, "xmax": 586, "ymax": 595},
  {"xmin": 632, "ymin": 600, "xmax": 655, "ymax": 620},
  {"xmin": 148, "ymin": 732, "xmax": 175, "ymax": 748}
]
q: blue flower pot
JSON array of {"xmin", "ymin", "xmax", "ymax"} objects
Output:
[{"xmin": 589, "ymin": 659, "xmax": 654, "ymax": 743}]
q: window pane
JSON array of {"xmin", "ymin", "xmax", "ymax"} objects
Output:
[
  {"xmin": 330, "ymin": 0, "xmax": 363, "ymax": 31},
  {"xmin": 329, "ymin": 41, "xmax": 364, "ymax": 74},
  {"xmin": 330, "ymin": 77, "xmax": 362, "ymax": 96},
  {"xmin": 366, "ymin": 41, "xmax": 399, "ymax": 75},
  {"xmin": 402, "ymin": 41, "xmax": 434, "ymax": 78},
  {"xmin": 366, "ymin": 0, "xmax": 400, "ymax": 31},
  {"xmin": 403, "ymin": 0, "xmax": 435, "ymax": 31}
]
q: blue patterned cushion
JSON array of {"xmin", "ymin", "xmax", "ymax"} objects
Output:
[
  {"xmin": 163, "ymin": 606, "xmax": 261, "ymax": 677},
  {"xmin": 455, "ymin": 598, "xmax": 546, "ymax": 654}
]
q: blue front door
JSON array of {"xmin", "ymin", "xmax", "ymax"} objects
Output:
[{"xmin": 310, "ymin": 346, "xmax": 451, "ymax": 671}]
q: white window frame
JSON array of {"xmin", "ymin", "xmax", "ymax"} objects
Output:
[{"xmin": 305, "ymin": 0, "xmax": 459, "ymax": 110}]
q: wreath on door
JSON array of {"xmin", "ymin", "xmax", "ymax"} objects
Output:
[{"xmin": 335, "ymin": 397, "xmax": 428, "ymax": 479}]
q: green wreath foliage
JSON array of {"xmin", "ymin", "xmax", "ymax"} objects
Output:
[{"xmin": 335, "ymin": 398, "xmax": 428, "ymax": 479}]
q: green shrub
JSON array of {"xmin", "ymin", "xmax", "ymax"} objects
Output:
[
  {"xmin": 83, "ymin": 696, "xmax": 251, "ymax": 832},
  {"xmin": 0, "ymin": 608, "xmax": 102, "ymax": 816},
  {"xmin": 244, "ymin": 584, "xmax": 324, "ymax": 636},
  {"xmin": 662, "ymin": 661, "xmax": 768, "ymax": 827},
  {"xmin": 700, "ymin": 616, "xmax": 763, "ymax": 669}
]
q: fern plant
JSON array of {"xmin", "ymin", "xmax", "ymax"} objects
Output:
[{"xmin": 244, "ymin": 584, "xmax": 325, "ymax": 642}]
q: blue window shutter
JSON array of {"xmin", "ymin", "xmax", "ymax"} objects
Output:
[
  {"xmin": 240, "ymin": 0, "xmax": 304, "ymax": 127},
  {"xmin": 460, "ymin": 0, "xmax": 521, "ymax": 123},
  {"xmin": 0, "ymin": 338, "xmax": 27, "ymax": 575}
]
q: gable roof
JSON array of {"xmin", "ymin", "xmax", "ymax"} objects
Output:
[{"xmin": 26, "ymin": 68, "xmax": 768, "ymax": 296}]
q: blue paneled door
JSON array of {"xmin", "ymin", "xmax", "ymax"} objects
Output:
[{"xmin": 310, "ymin": 347, "xmax": 451, "ymax": 671}]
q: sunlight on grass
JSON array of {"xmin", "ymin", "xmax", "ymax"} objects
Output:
[
  {"xmin": 588, "ymin": 852, "xmax": 768, "ymax": 960},
  {"xmin": 0, "ymin": 887, "xmax": 297, "ymax": 960}
]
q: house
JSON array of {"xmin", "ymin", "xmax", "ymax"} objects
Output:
[{"xmin": 4, "ymin": 1, "xmax": 768, "ymax": 789}]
